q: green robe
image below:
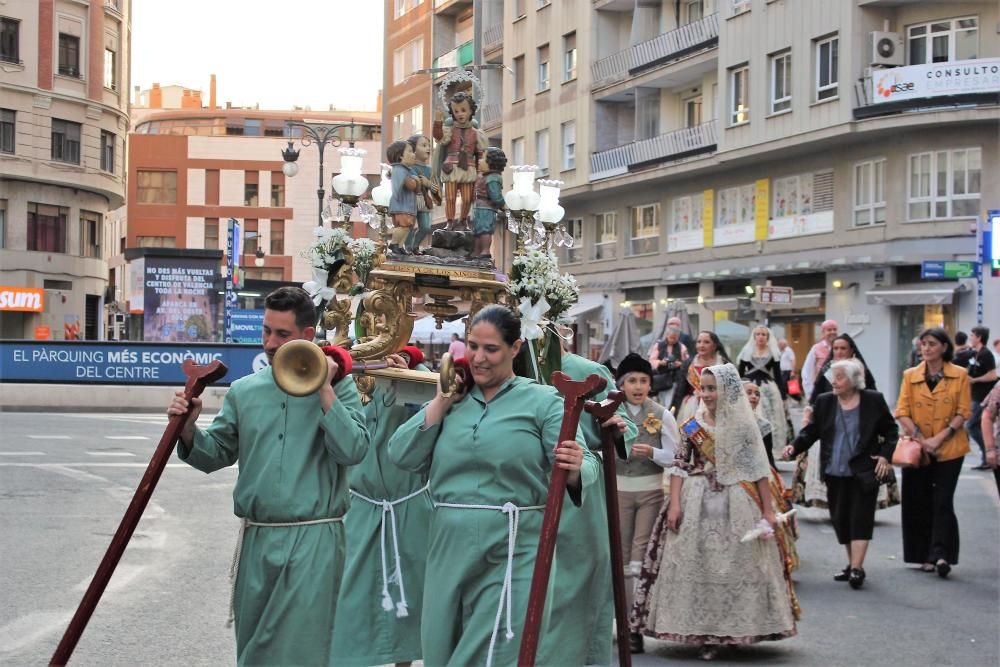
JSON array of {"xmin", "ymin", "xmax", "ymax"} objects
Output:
[
  {"xmin": 177, "ymin": 367, "xmax": 369, "ymax": 667},
  {"xmin": 540, "ymin": 353, "xmax": 638, "ymax": 666},
  {"xmin": 331, "ymin": 368, "xmax": 434, "ymax": 666},
  {"xmin": 388, "ymin": 375, "xmax": 599, "ymax": 667}
]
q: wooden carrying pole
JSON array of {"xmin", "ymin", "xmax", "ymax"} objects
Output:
[
  {"xmin": 518, "ymin": 371, "xmax": 606, "ymax": 666},
  {"xmin": 49, "ymin": 359, "xmax": 228, "ymax": 666},
  {"xmin": 585, "ymin": 390, "xmax": 631, "ymax": 667}
]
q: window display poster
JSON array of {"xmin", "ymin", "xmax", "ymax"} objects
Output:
[{"xmin": 142, "ymin": 256, "xmax": 221, "ymax": 342}]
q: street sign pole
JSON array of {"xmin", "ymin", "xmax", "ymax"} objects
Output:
[{"xmin": 977, "ymin": 215, "xmax": 984, "ymax": 325}]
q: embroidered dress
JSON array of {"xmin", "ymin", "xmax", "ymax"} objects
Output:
[{"xmin": 737, "ymin": 329, "xmax": 791, "ymax": 457}]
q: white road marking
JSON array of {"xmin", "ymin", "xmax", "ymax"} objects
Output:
[
  {"xmin": 73, "ymin": 563, "xmax": 147, "ymax": 594},
  {"xmin": 27, "ymin": 435, "xmax": 71, "ymax": 440},
  {"xmin": 104, "ymin": 435, "xmax": 150, "ymax": 440},
  {"xmin": 0, "ymin": 611, "xmax": 73, "ymax": 654},
  {"xmin": 85, "ymin": 451, "xmax": 136, "ymax": 457},
  {"xmin": 0, "ymin": 451, "xmax": 45, "ymax": 456}
]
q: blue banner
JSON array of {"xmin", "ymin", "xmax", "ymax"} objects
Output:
[
  {"xmin": 0, "ymin": 341, "xmax": 268, "ymax": 386},
  {"xmin": 232, "ymin": 309, "xmax": 264, "ymax": 344}
]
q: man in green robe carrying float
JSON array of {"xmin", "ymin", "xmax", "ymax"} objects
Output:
[{"xmin": 167, "ymin": 286, "xmax": 370, "ymax": 666}]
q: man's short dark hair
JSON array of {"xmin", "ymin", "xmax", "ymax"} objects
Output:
[
  {"xmin": 955, "ymin": 331, "xmax": 968, "ymax": 346},
  {"xmin": 265, "ymin": 287, "xmax": 316, "ymax": 330},
  {"xmin": 971, "ymin": 326, "xmax": 990, "ymax": 344}
]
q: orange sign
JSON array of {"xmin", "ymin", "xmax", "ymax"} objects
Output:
[
  {"xmin": 34, "ymin": 326, "xmax": 52, "ymax": 340},
  {"xmin": 0, "ymin": 286, "xmax": 45, "ymax": 312}
]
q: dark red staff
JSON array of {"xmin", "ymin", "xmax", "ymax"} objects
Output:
[
  {"xmin": 586, "ymin": 390, "xmax": 631, "ymax": 667},
  {"xmin": 518, "ymin": 371, "xmax": 606, "ymax": 666},
  {"xmin": 50, "ymin": 359, "xmax": 228, "ymax": 666}
]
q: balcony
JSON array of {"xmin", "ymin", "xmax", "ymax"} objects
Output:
[
  {"xmin": 435, "ymin": 0, "xmax": 472, "ymax": 15},
  {"xmin": 853, "ymin": 58, "xmax": 1000, "ymax": 120},
  {"xmin": 590, "ymin": 120, "xmax": 717, "ymax": 181},
  {"xmin": 433, "ymin": 40, "xmax": 474, "ymax": 76},
  {"xmin": 481, "ymin": 103, "xmax": 502, "ymax": 131},
  {"xmin": 592, "ymin": 13, "xmax": 719, "ymax": 90},
  {"xmin": 483, "ymin": 23, "xmax": 503, "ymax": 54}
]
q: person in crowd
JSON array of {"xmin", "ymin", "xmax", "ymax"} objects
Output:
[
  {"xmin": 648, "ymin": 324, "xmax": 689, "ymax": 406},
  {"xmin": 631, "ymin": 364, "xmax": 798, "ymax": 661},
  {"xmin": 614, "ymin": 353, "xmax": 680, "ymax": 655},
  {"xmin": 166, "ymin": 287, "xmax": 370, "ymax": 666},
  {"xmin": 801, "ymin": 320, "xmax": 839, "ymax": 398},
  {"xmin": 784, "ymin": 359, "xmax": 897, "ymax": 589},
  {"xmin": 667, "ymin": 316, "xmax": 697, "ymax": 357},
  {"xmin": 979, "ymin": 380, "xmax": 1000, "ymax": 492},
  {"xmin": 778, "ymin": 338, "xmax": 797, "ymax": 392},
  {"xmin": 332, "ymin": 347, "xmax": 433, "ymax": 667},
  {"xmin": 895, "ymin": 328, "xmax": 971, "ymax": 578},
  {"xmin": 670, "ymin": 331, "xmax": 731, "ymax": 424},
  {"xmin": 388, "ymin": 305, "xmax": 597, "ymax": 666},
  {"xmin": 743, "ymin": 380, "xmax": 776, "ymax": 468},
  {"xmin": 966, "ymin": 326, "xmax": 998, "ymax": 470},
  {"xmin": 737, "ymin": 325, "xmax": 791, "ymax": 458},
  {"xmin": 447, "ymin": 332, "xmax": 466, "ymax": 360},
  {"xmin": 953, "ymin": 331, "xmax": 974, "ymax": 368}
]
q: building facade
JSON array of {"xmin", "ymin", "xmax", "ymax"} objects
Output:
[{"xmin": 0, "ymin": 0, "xmax": 131, "ymax": 340}]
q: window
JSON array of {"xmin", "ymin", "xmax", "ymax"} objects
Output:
[
  {"xmin": 907, "ymin": 148, "xmax": 981, "ymax": 220},
  {"xmin": 671, "ymin": 194, "xmax": 704, "ymax": 233},
  {"xmin": 853, "ymin": 158, "xmax": 886, "ymax": 227},
  {"xmin": 729, "ymin": 65, "xmax": 749, "ymax": 125},
  {"xmin": 718, "ymin": 184, "xmax": 755, "ymax": 227},
  {"xmin": 0, "ymin": 16, "xmax": 19, "ymax": 64},
  {"xmin": 27, "ymin": 203, "xmax": 68, "ymax": 253},
  {"xmin": 563, "ymin": 219, "xmax": 583, "ymax": 263},
  {"xmin": 100, "ymin": 131, "xmax": 115, "ymax": 173},
  {"xmin": 685, "ymin": 0, "xmax": 704, "ymax": 24},
  {"xmin": 511, "ymin": 137, "xmax": 525, "ymax": 166},
  {"xmin": 392, "ymin": 105, "xmax": 423, "ymax": 138},
  {"xmin": 563, "ymin": 32, "xmax": 577, "ymax": 82},
  {"xmin": 908, "ymin": 17, "xmax": 977, "ymax": 65},
  {"xmin": 629, "ymin": 204, "xmax": 659, "ymax": 255},
  {"xmin": 636, "ymin": 90, "xmax": 660, "ymax": 140},
  {"xmin": 513, "ymin": 55, "xmax": 525, "ymax": 100},
  {"xmin": 136, "ymin": 170, "xmax": 178, "ymax": 204},
  {"xmin": 770, "ymin": 51, "xmax": 791, "ymax": 113},
  {"xmin": 514, "ymin": 0, "xmax": 526, "ymax": 19},
  {"xmin": 80, "ymin": 210, "xmax": 101, "ymax": 258},
  {"xmin": 393, "ymin": 37, "xmax": 423, "ymax": 85},
  {"xmin": 394, "ymin": 0, "xmax": 406, "ymax": 18},
  {"xmin": 772, "ymin": 173, "xmax": 814, "ymax": 217},
  {"xmin": 685, "ymin": 96, "xmax": 702, "ymax": 128},
  {"xmin": 137, "ymin": 236, "xmax": 176, "ymax": 248},
  {"xmin": 50, "ymin": 119, "xmax": 81, "ymax": 164},
  {"xmin": 537, "ymin": 44, "xmax": 550, "ymax": 92},
  {"xmin": 104, "ymin": 48, "xmax": 116, "ymax": 89},
  {"xmin": 561, "ymin": 121, "xmax": 576, "ymax": 170},
  {"xmin": 205, "ymin": 218, "xmax": 220, "ymax": 250},
  {"xmin": 535, "ymin": 129, "xmax": 549, "ymax": 175},
  {"xmin": 270, "ymin": 220, "xmax": 285, "ymax": 255},
  {"xmin": 244, "ymin": 172, "xmax": 259, "ymax": 207},
  {"xmin": 244, "ymin": 220, "xmax": 259, "ymax": 255},
  {"xmin": 730, "ymin": 0, "xmax": 751, "ymax": 16},
  {"xmin": 593, "ymin": 212, "xmax": 617, "ymax": 260},
  {"xmin": 243, "ymin": 119, "xmax": 262, "ymax": 137},
  {"xmin": 271, "ymin": 175, "xmax": 285, "ymax": 207},
  {"xmin": 0, "ymin": 199, "xmax": 6, "ymax": 249},
  {"xmin": 0, "ymin": 109, "xmax": 13, "ymax": 153},
  {"xmin": 815, "ymin": 36, "xmax": 838, "ymax": 101},
  {"xmin": 58, "ymin": 33, "xmax": 80, "ymax": 77}
]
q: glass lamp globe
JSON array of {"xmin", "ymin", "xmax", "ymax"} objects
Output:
[
  {"xmin": 510, "ymin": 165, "xmax": 541, "ymax": 211},
  {"xmin": 282, "ymin": 161, "xmax": 299, "ymax": 178},
  {"xmin": 371, "ymin": 165, "xmax": 393, "ymax": 208},
  {"xmin": 536, "ymin": 180, "xmax": 565, "ymax": 224},
  {"xmin": 332, "ymin": 147, "xmax": 370, "ymax": 199}
]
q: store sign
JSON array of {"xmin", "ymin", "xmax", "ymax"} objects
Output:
[
  {"xmin": 921, "ymin": 260, "xmax": 979, "ymax": 280},
  {"xmin": 0, "ymin": 341, "xmax": 266, "ymax": 386},
  {"xmin": 871, "ymin": 58, "xmax": 1000, "ymax": 104},
  {"xmin": 758, "ymin": 286, "xmax": 794, "ymax": 305},
  {"xmin": 0, "ymin": 286, "xmax": 44, "ymax": 312},
  {"xmin": 231, "ymin": 309, "xmax": 264, "ymax": 344},
  {"xmin": 34, "ymin": 326, "xmax": 51, "ymax": 340},
  {"xmin": 768, "ymin": 210, "xmax": 834, "ymax": 240}
]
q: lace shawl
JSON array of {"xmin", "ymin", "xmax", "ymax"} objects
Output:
[
  {"xmin": 705, "ymin": 363, "xmax": 772, "ymax": 486},
  {"xmin": 737, "ymin": 325, "xmax": 782, "ymax": 367}
]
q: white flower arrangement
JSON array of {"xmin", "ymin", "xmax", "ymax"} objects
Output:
[
  {"xmin": 508, "ymin": 249, "xmax": 579, "ymax": 322},
  {"xmin": 303, "ymin": 226, "xmax": 352, "ymax": 271},
  {"xmin": 348, "ymin": 237, "xmax": 378, "ymax": 287}
]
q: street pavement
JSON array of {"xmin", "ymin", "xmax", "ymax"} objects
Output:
[{"xmin": 0, "ymin": 410, "xmax": 997, "ymax": 666}]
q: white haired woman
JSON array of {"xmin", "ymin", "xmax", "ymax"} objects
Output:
[{"xmin": 784, "ymin": 359, "xmax": 898, "ymax": 589}]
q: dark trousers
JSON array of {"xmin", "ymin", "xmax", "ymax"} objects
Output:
[
  {"xmin": 901, "ymin": 456, "xmax": 964, "ymax": 565},
  {"xmin": 966, "ymin": 401, "xmax": 985, "ymax": 463}
]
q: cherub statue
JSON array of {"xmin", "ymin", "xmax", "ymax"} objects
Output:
[
  {"xmin": 386, "ymin": 139, "xmax": 418, "ymax": 255},
  {"xmin": 471, "ymin": 147, "xmax": 507, "ymax": 260},
  {"xmin": 405, "ymin": 133, "xmax": 437, "ymax": 252},
  {"xmin": 433, "ymin": 91, "xmax": 488, "ymax": 232}
]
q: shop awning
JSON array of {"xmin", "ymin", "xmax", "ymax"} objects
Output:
[
  {"xmin": 866, "ymin": 282, "xmax": 965, "ymax": 306},
  {"xmin": 565, "ymin": 293, "xmax": 606, "ymax": 321},
  {"xmin": 701, "ymin": 293, "xmax": 823, "ymax": 311}
]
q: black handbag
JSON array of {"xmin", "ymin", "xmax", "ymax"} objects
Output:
[{"xmin": 651, "ymin": 341, "xmax": 680, "ymax": 393}]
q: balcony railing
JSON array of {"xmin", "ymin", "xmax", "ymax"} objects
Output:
[
  {"xmin": 483, "ymin": 23, "xmax": 503, "ymax": 52},
  {"xmin": 591, "ymin": 13, "xmax": 719, "ymax": 89},
  {"xmin": 481, "ymin": 102, "xmax": 502, "ymax": 129},
  {"xmin": 590, "ymin": 120, "xmax": 717, "ymax": 181}
]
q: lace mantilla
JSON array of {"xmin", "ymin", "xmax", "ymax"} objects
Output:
[{"xmin": 705, "ymin": 363, "xmax": 771, "ymax": 486}]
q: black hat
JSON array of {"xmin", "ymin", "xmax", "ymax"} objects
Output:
[{"xmin": 616, "ymin": 353, "xmax": 653, "ymax": 382}]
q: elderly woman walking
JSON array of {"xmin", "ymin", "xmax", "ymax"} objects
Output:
[
  {"xmin": 784, "ymin": 359, "xmax": 897, "ymax": 589},
  {"xmin": 895, "ymin": 328, "xmax": 971, "ymax": 578}
]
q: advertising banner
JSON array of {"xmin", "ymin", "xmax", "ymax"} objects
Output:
[
  {"xmin": 231, "ymin": 309, "xmax": 264, "ymax": 344},
  {"xmin": 0, "ymin": 341, "xmax": 267, "ymax": 386},
  {"xmin": 142, "ymin": 256, "xmax": 222, "ymax": 342},
  {"xmin": 871, "ymin": 58, "xmax": 1000, "ymax": 104},
  {"xmin": 128, "ymin": 258, "xmax": 145, "ymax": 314},
  {"xmin": 0, "ymin": 286, "xmax": 44, "ymax": 312},
  {"xmin": 768, "ymin": 210, "xmax": 835, "ymax": 240}
]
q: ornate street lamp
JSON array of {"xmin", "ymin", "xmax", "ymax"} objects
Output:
[{"xmin": 504, "ymin": 167, "xmax": 574, "ymax": 253}]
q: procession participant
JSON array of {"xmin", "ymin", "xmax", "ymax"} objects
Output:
[
  {"xmin": 647, "ymin": 324, "xmax": 688, "ymax": 406},
  {"xmin": 801, "ymin": 319, "xmax": 838, "ymax": 398},
  {"xmin": 331, "ymin": 346, "xmax": 434, "ymax": 667},
  {"xmin": 979, "ymin": 380, "xmax": 1000, "ymax": 491},
  {"xmin": 778, "ymin": 338, "xmax": 797, "ymax": 390},
  {"xmin": 405, "ymin": 134, "xmax": 436, "ymax": 253},
  {"xmin": 613, "ymin": 353, "xmax": 679, "ymax": 655},
  {"xmin": 670, "ymin": 331, "xmax": 730, "ymax": 424},
  {"xmin": 632, "ymin": 364, "xmax": 798, "ymax": 661},
  {"xmin": 966, "ymin": 326, "xmax": 997, "ymax": 470},
  {"xmin": 737, "ymin": 325, "xmax": 791, "ymax": 457},
  {"xmin": 742, "ymin": 380, "xmax": 776, "ymax": 468},
  {"xmin": 539, "ymin": 336, "xmax": 638, "ymax": 666},
  {"xmin": 388, "ymin": 305, "xmax": 598, "ymax": 667},
  {"xmin": 166, "ymin": 286, "xmax": 370, "ymax": 667}
]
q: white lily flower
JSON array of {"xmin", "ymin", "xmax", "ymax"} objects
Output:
[{"xmin": 302, "ymin": 268, "xmax": 336, "ymax": 306}]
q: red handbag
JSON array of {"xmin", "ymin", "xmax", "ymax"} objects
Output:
[
  {"xmin": 787, "ymin": 378, "xmax": 801, "ymax": 397},
  {"xmin": 892, "ymin": 436, "xmax": 929, "ymax": 468}
]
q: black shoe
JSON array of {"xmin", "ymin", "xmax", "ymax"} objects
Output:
[
  {"xmin": 972, "ymin": 463, "xmax": 990, "ymax": 470},
  {"xmin": 833, "ymin": 565, "xmax": 851, "ymax": 582},
  {"xmin": 936, "ymin": 559, "xmax": 951, "ymax": 578},
  {"xmin": 848, "ymin": 567, "xmax": 866, "ymax": 589},
  {"xmin": 629, "ymin": 633, "xmax": 644, "ymax": 654}
]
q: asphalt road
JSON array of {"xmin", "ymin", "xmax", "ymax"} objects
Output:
[{"xmin": 0, "ymin": 411, "xmax": 997, "ymax": 667}]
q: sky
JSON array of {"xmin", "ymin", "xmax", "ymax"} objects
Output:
[{"xmin": 131, "ymin": 0, "xmax": 384, "ymax": 112}]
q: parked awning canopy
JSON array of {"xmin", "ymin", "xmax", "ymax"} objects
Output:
[
  {"xmin": 866, "ymin": 282, "xmax": 966, "ymax": 306},
  {"xmin": 564, "ymin": 292, "xmax": 606, "ymax": 321}
]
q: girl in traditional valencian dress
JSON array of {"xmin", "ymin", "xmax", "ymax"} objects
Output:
[
  {"xmin": 632, "ymin": 363, "xmax": 799, "ymax": 661},
  {"xmin": 670, "ymin": 331, "xmax": 730, "ymax": 425},
  {"xmin": 737, "ymin": 325, "xmax": 791, "ymax": 459}
]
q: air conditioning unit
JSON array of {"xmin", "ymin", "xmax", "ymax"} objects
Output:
[{"xmin": 868, "ymin": 31, "xmax": 903, "ymax": 67}]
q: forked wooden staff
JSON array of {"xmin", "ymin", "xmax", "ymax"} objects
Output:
[
  {"xmin": 518, "ymin": 371, "xmax": 606, "ymax": 666},
  {"xmin": 49, "ymin": 359, "xmax": 228, "ymax": 666},
  {"xmin": 585, "ymin": 390, "xmax": 631, "ymax": 667}
]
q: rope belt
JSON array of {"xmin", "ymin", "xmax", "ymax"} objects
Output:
[
  {"xmin": 433, "ymin": 501, "xmax": 544, "ymax": 667},
  {"xmin": 227, "ymin": 515, "xmax": 344, "ymax": 626},
  {"xmin": 349, "ymin": 484, "xmax": 430, "ymax": 618}
]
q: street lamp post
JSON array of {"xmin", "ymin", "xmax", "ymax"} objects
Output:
[{"xmin": 281, "ymin": 120, "xmax": 359, "ymax": 228}]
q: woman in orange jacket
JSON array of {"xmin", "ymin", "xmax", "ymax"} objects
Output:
[{"xmin": 895, "ymin": 328, "xmax": 971, "ymax": 578}]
